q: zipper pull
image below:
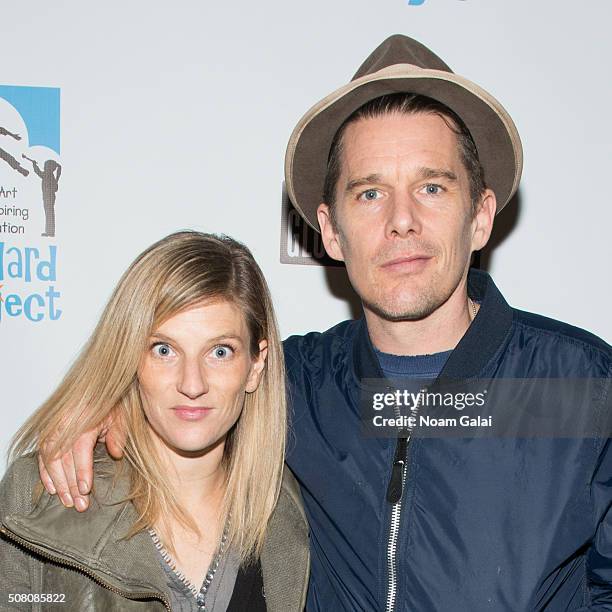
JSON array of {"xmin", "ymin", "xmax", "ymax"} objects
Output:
[
  {"xmin": 386, "ymin": 460, "xmax": 404, "ymax": 504},
  {"xmin": 387, "ymin": 435, "xmax": 408, "ymax": 504}
]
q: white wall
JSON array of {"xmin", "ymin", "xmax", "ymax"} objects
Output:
[{"xmin": 1, "ymin": 0, "xmax": 610, "ymax": 464}]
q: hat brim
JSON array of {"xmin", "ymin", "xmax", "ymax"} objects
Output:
[{"xmin": 285, "ymin": 64, "xmax": 523, "ymax": 231}]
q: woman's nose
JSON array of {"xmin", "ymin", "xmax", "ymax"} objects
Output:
[{"xmin": 177, "ymin": 360, "xmax": 209, "ymax": 399}]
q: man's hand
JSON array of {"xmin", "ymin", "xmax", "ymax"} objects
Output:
[{"xmin": 37, "ymin": 412, "xmax": 126, "ymax": 511}]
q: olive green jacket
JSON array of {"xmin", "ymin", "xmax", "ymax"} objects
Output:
[{"xmin": 0, "ymin": 455, "xmax": 309, "ymax": 611}]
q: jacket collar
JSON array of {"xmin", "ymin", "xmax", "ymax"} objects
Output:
[
  {"xmin": 2, "ymin": 459, "xmax": 171, "ymax": 605},
  {"xmin": 2, "ymin": 457, "xmax": 309, "ymax": 612},
  {"xmin": 353, "ymin": 269, "xmax": 514, "ymax": 381}
]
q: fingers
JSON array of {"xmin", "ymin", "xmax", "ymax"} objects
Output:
[
  {"xmin": 46, "ymin": 448, "xmax": 89, "ymax": 512},
  {"xmin": 36, "ymin": 416, "xmax": 120, "ymax": 512},
  {"xmin": 60, "ymin": 450, "xmax": 85, "ymax": 510},
  {"xmin": 38, "ymin": 425, "xmax": 100, "ymax": 512},
  {"xmin": 37, "ymin": 454, "xmax": 56, "ymax": 495},
  {"xmin": 72, "ymin": 428, "xmax": 98, "ymax": 501},
  {"xmin": 105, "ymin": 419, "xmax": 126, "ymax": 460},
  {"xmin": 39, "ymin": 448, "xmax": 74, "ymax": 508}
]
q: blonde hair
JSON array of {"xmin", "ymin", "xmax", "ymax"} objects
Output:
[{"xmin": 9, "ymin": 231, "xmax": 286, "ymax": 563}]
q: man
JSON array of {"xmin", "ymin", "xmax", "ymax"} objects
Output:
[{"xmin": 35, "ymin": 36, "xmax": 612, "ymax": 610}]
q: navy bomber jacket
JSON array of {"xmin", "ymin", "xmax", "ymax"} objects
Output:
[{"xmin": 284, "ymin": 269, "xmax": 612, "ymax": 612}]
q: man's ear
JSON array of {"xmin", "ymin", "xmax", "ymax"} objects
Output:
[
  {"xmin": 317, "ymin": 203, "xmax": 345, "ymax": 262},
  {"xmin": 471, "ymin": 188, "xmax": 496, "ymax": 253},
  {"xmin": 245, "ymin": 339, "xmax": 268, "ymax": 393}
]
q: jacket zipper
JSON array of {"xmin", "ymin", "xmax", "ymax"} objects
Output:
[
  {"xmin": 0, "ymin": 525, "xmax": 172, "ymax": 611},
  {"xmin": 385, "ymin": 436, "xmax": 409, "ymax": 612},
  {"xmin": 384, "ymin": 387, "xmax": 424, "ymax": 612}
]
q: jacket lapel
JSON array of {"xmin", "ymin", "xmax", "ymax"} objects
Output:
[{"xmin": 261, "ymin": 468, "xmax": 310, "ymax": 612}]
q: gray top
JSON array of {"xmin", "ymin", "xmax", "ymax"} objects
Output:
[{"xmin": 154, "ymin": 542, "xmax": 240, "ymax": 612}]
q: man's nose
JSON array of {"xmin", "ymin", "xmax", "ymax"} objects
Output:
[
  {"xmin": 385, "ymin": 191, "xmax": 422, "ymax": 239},
  {"xmin": 177, "ymin": 359, "xmax": 209, "ymax": 399}
]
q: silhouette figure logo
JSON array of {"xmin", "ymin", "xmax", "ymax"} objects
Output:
[
  {"xmin": 0, "ymin": 86, "xmax": 61, "ymax": 238},
  {"xmin": 22, "ymin": 156, "xmax": 61, "ymax": 237}
]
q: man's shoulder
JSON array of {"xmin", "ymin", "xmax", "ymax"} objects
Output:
[
  {"xmin": 511, "ymin": 307, "xmax": 611, "ymax": 368},
  {"xmin": 283, "ymin": 318, "xmax": 359, "ymax": 365}
]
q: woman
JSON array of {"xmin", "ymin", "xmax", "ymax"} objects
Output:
[{"xmin": 0, "ymin": 231, "xmax": 309, "ymax": 611}]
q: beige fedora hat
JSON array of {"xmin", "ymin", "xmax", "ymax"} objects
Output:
[{"xmin": 285, "ymin": 34, "xmax": 523, "ymax": 231}]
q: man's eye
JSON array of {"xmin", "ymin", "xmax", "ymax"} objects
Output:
[
  {"xmin": 211, "ymin": 345, "xmax": 234, "ymax": 359},
  {"xmin": 359, "ymin": 189, "xmax": 381, "ymax": 201},
  {"xmin": 152, "ymin": 343, "xmax": 174, "ymax": 358},
  {"xmin": 423, "ymin": 184, "xmax": 443, "ymax": 195}
]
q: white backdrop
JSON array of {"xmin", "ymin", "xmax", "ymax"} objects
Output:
[{"xmin": 1, "ymin": 0, "xmax": 610, "ymax": 465}]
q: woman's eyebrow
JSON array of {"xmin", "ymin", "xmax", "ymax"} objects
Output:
[
  {"xmin": 149, "ymin": 332, "xmax": 175, "ymax": 343},
  {"xmin": 149, "ymin": 332, "xmax": 245, "ymax": 344}
]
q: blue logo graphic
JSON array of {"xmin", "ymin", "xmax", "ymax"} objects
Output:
[
  {"xmin": 0, "ymin": 242, "xmax": 61, "ymax": 322},
  {"xmin": 0, "ymin": 85, "xmax": 62, "ymax": 323},
  {"xmin": 0, "ymin": 86, "xmax": 60, "ymax": 154}
]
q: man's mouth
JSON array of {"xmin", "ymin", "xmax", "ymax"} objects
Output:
[{"xmin": 380, "ymin": 254, "xmax": 432, "ymax": 272}]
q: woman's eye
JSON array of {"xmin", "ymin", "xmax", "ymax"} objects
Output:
[
  {"xmin": 211, "ymin": 345, "xmax": 234, "ymax": 359},
  {"xmin": 359, "ymin": 189, "xmax": 381, "ymax": 201},
  {"xmin": 152, "ymin": 343, "xmax": 174, "ymax": 358}
]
